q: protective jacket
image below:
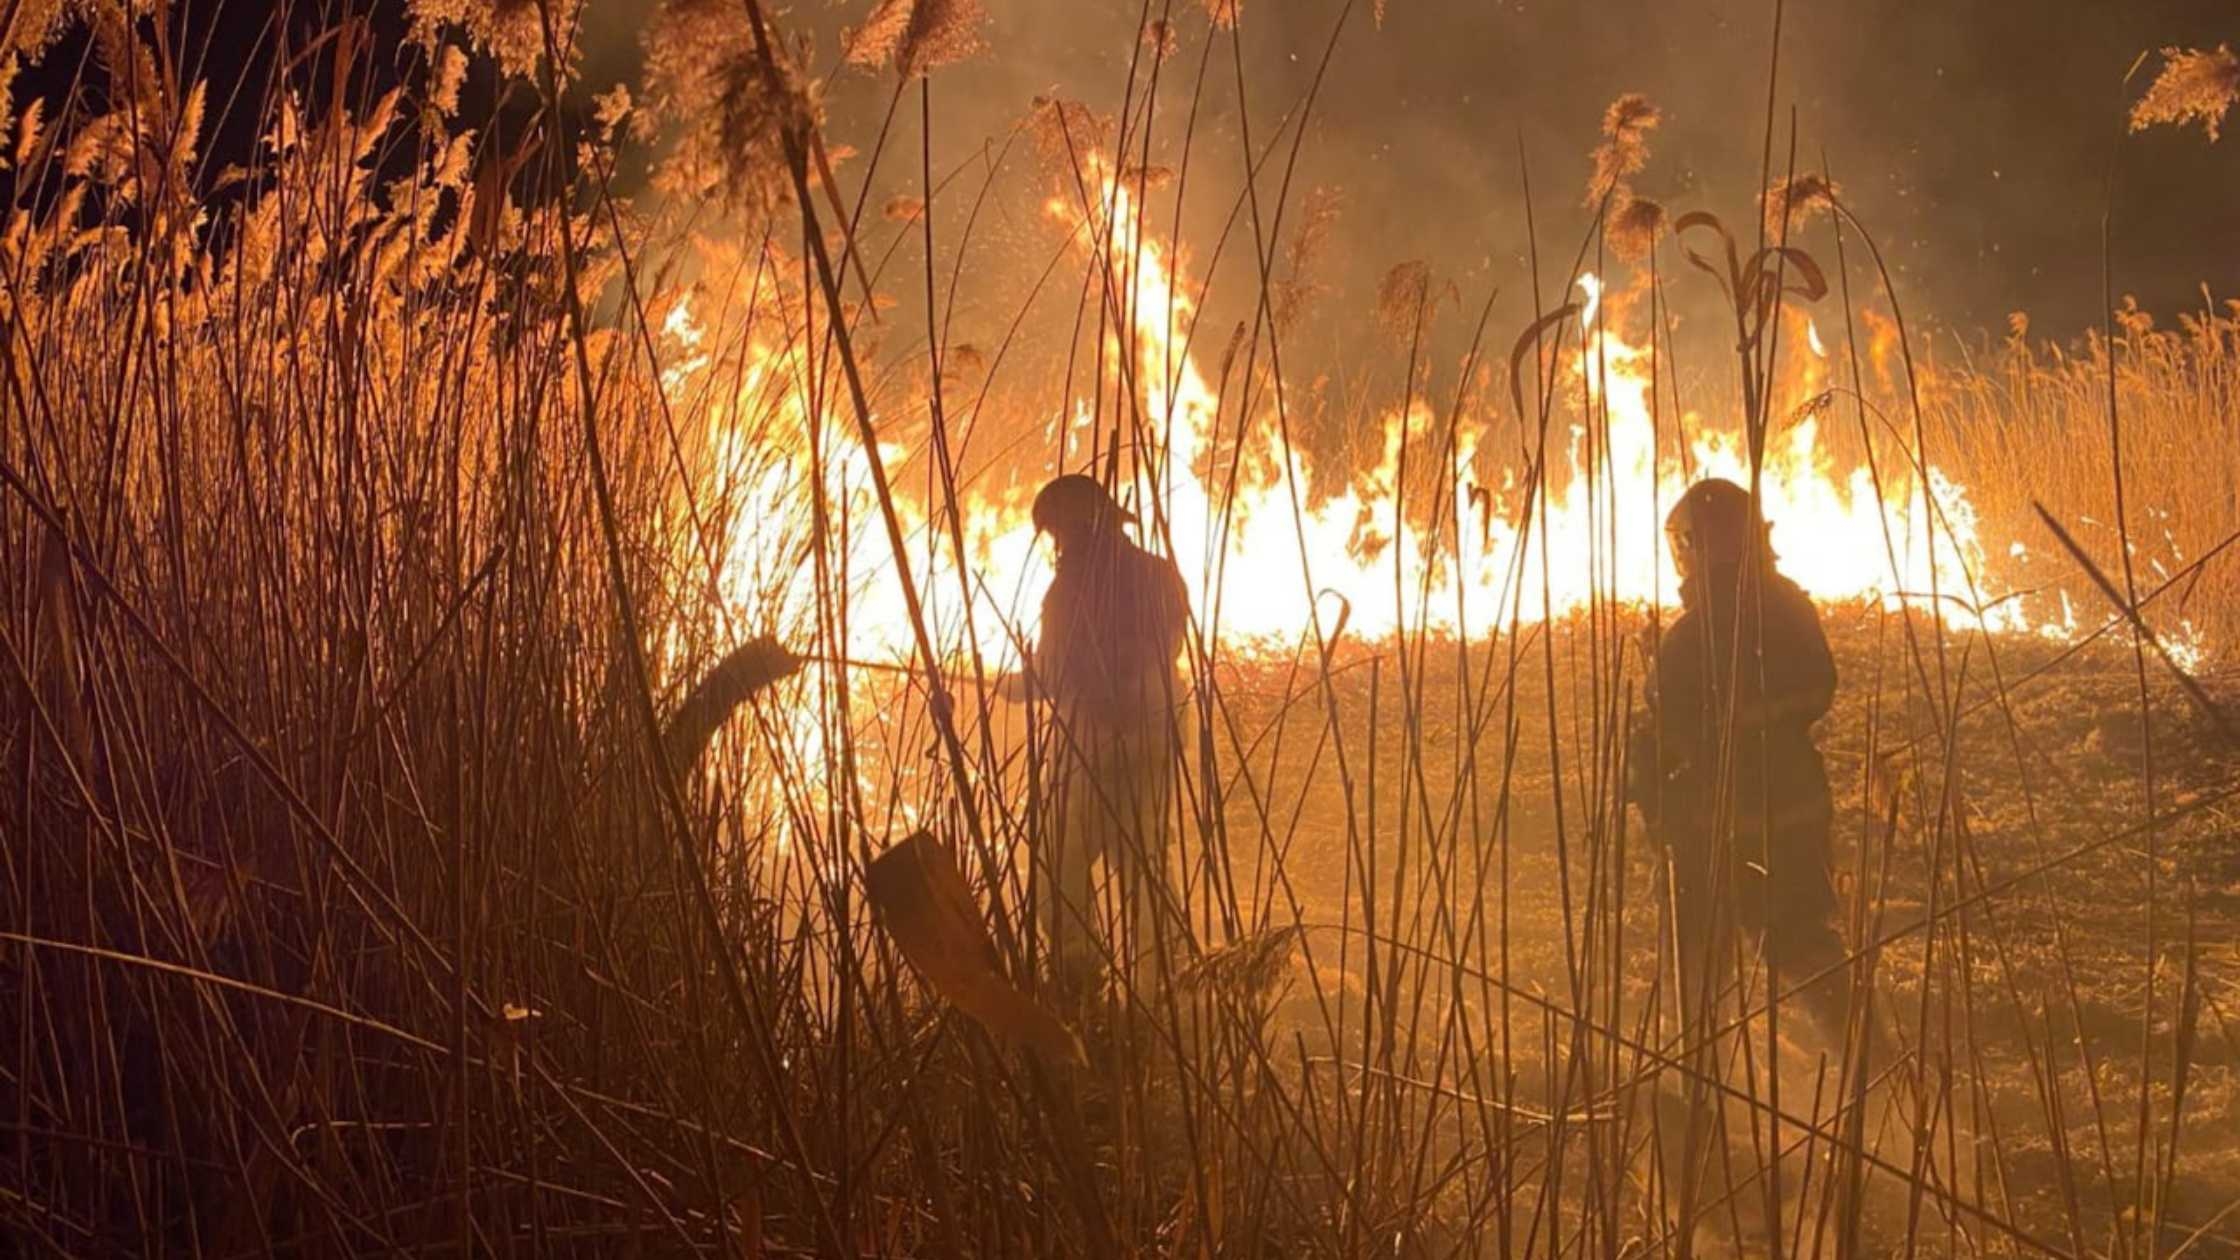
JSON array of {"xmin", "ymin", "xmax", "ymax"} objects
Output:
[
  {"xmin": 1631, "ymin": 560, "xmax": 1842, "ymax": 977},
  {"xmin": 1030, "ymin": 529, "xmax": 1189, "ymax": 983}
]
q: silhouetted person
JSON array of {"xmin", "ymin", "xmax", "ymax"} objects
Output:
[
  {"xmin": 1629, "ymin": 477, "xmax": 1851, "ymax": 1043},
  {"xmin": 1006, "ymin": 474, "xmax": 1189, "ymax": 991}
]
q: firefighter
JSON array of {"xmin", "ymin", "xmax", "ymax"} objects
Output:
[
  {"xmin": 1006, "ymin": 474, "xmax": 1190, "ymax": 991},
  {"xmin": 1628, "ymin": 477, "xmax": 1852, "ymax": 1043}
]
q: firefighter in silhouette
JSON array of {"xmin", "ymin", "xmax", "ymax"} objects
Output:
[
  {"xmin": 1628, "ymin": 477, "xmax": 1852, "ymax": 1042},
  {"xmin": 1004, "ymin": 474, "xmax": 1190, "ymax": 991}
]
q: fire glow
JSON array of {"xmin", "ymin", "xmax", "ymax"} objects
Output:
[{"xmin": 685, "ymin": 165, "xmax": 2080, "ymax": 677}]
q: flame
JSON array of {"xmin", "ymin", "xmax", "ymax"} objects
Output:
[{"xmin": 681, "ymin": 162, "xmax": 2080, "ymax": 685}]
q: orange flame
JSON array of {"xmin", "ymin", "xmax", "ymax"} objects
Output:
[{"xmin": 684, "ymin": 163, "xmax": 2081, "ymax": 681}]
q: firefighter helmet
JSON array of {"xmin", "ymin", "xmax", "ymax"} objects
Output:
[
  {"xmin": 1664, "ymin": 477, "xmax": 1762, "ymax": 577},
  {"xmin": 1031, "ymin": 474, "xmax": 1135, "ymax": 544}
]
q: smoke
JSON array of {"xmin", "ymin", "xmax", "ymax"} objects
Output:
[{"xmin": 621, "ymin": 0, "xmax": 2240, "ymax": 342}]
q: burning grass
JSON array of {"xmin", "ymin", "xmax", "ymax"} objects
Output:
[{"xmin": 2, "ymin": 0, "xmax": 2237, "ymax": 1254}]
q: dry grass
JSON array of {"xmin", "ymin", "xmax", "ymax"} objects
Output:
[
  {"xmin": 1, "ymin": 2, "xmax": 2236, "ymax": 1256},
  {"xmin": 1917, "ymin": 310, "xmax": 2240, "ymax": 652}
]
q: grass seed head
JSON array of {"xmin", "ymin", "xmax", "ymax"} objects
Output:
[
  {"xmin": 1377, "ymin": 260, "xmax": 1432, "ymax": 337},
  {"xmin": 1586, "ymin": 92, "xmax": 1659, "ymax": 204},
  {"xmin": 1609, "ymin": 195, "xmax": 1667, "ymax": 262},
  {"xmin": 406, "ymin": 0, "xmax": 555, "ymax": 81},
  {"xmin": 1763, "ymin": 172, "xmax": 1841, "ymax": 237},
  {"xmin": 1029, "ymin": 95, "xmax": 1110, "ymax": 174},
  {"xmin": 842, "ymin": 0, "xmax": 913, "ymax": 69},
  {"xmin": 1143, "ymin": 18, "xmax": 1178, "ymax": 58},
  {"xmin": 2132, "ymin": 44, "xmax": 2240, "ymax": 141},
  {"xmin": 428, "ymin": 44, "xmax": 469, "ymax": 119},
  {"xmin": 1272, "ymin": 186, "xmax": 1341, "ymax": 331},
  {"xmin": 895, "ymin": 0, "xmax": 986, "ymax": 76},
  {"xmin": 714, "ymin": 52, "xmax": 814, "ymax": 211}
]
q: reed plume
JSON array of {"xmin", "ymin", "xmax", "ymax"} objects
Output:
[
  {"xmin": 1763, "ymin": 171, "xmax": 1841, "ymax": 236},
  {"xmin": 2131, "ymin": 44, "xmax": 2240, "ymax": 141},
  {"xmin": 1586, "ymin": 91, "xmax": 1659, "ymax": 204},
  {"xmin": 1377, "ymin": 259, "xmax": 1432, "ymax": 337},
  {"xmin": 1609, "ymin": 194, "xmax": 1668, "ymax": 262}
]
